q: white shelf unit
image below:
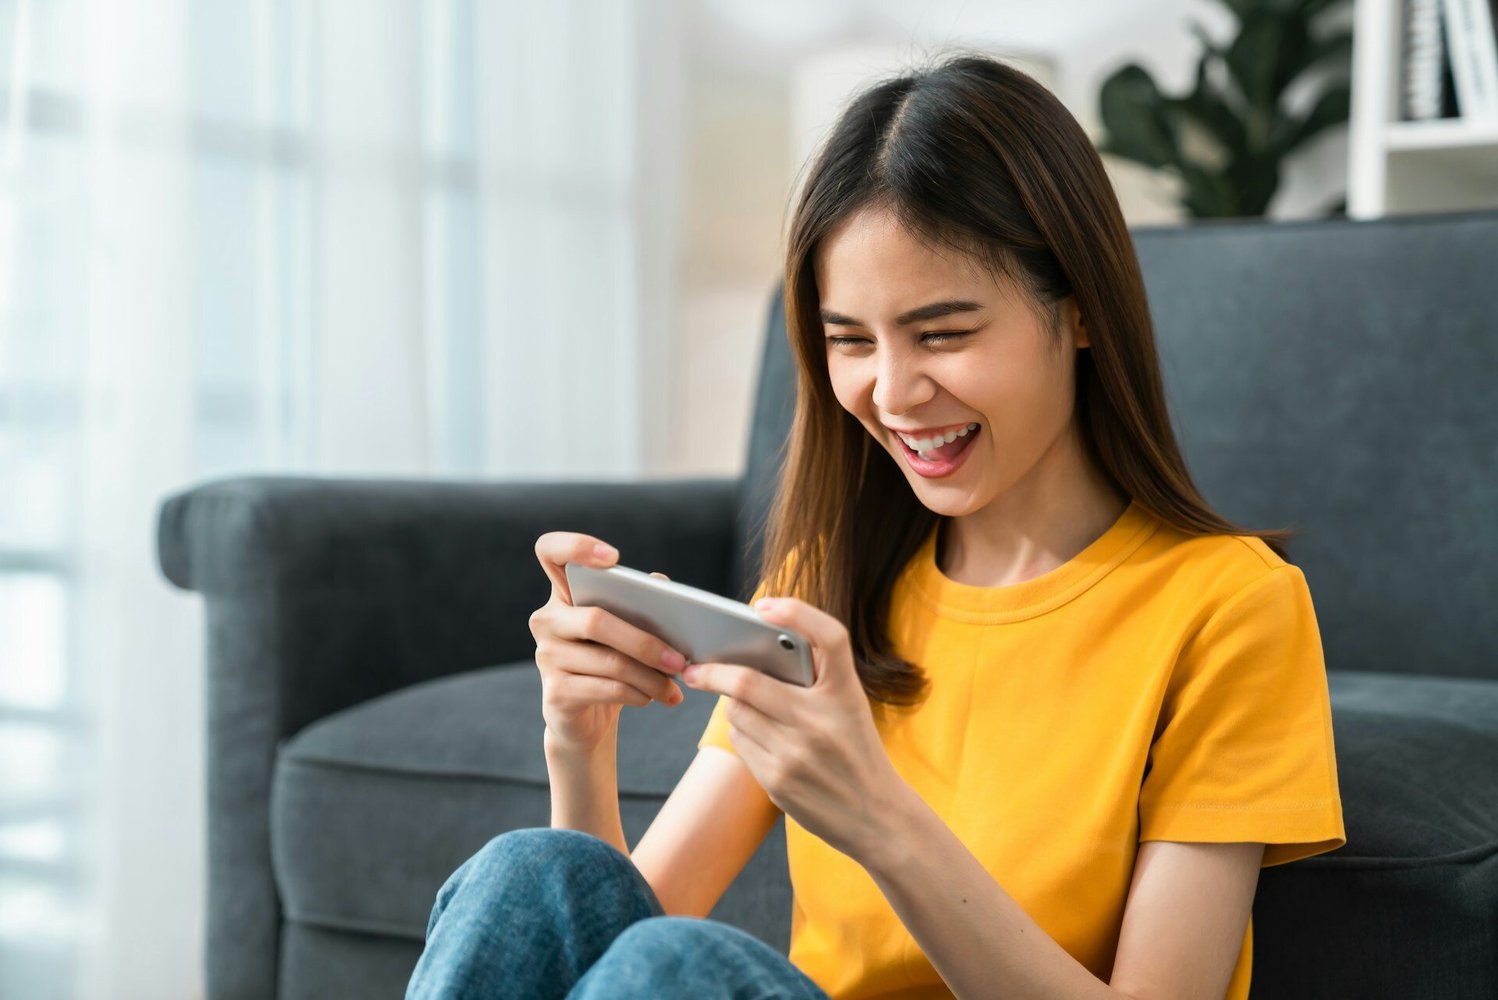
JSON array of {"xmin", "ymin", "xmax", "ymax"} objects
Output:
[{"xmin": 1349, "ymin": 0, "xmax": 1498, "ymax": 218}]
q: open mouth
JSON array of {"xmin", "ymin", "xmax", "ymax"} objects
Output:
[{"xmin": 895, "ymin": 424, "xmax": 980, "ymax": 476}]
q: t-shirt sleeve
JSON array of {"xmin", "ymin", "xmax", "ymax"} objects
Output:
[
  {"xmin": 698, "ymin": 692, "xmax": 737, "ymax": 755},
  {"xmin": 1139, "ymin": 564, "xmax": 1346, "ymax": 868}
]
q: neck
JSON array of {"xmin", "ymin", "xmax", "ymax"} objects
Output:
[{"xmin": 937, "ymin": 423, "xmax": 1128, "ymax": 587}]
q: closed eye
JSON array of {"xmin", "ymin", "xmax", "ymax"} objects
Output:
[{"xmin": 826, "ymin": 331, "xmax": 971, "ymax": 348}]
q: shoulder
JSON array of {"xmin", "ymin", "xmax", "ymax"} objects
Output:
[
  {"xmin": 1146, "ymin": 509, "xmax": 1297, "ymax": 578},
  {"xmin": 1136, "ymin": 512, "xmax": 1310, "ymax": 624},
  {"xmin": 1145, "ymin": 510, "xmax": 1286, "ymax": 570}
]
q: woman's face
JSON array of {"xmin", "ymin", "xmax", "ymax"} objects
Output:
[{"xmin": 815, "ymin": 205, "xmax": 1089, "ymax": 517}]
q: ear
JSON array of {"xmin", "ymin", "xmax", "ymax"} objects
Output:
[{"xmin": 1068, "ymin": 297, "xmax": 1090, "ymax": 350}]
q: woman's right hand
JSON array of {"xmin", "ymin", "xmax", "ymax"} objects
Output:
[{"xmin": 530, "ymin": 532, "xmax": 689, "ymax": 754}]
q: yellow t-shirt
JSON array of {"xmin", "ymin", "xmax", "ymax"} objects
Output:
[{"xmin": 697, "ymin": 499, "xmax": 1345, "ymax": 999}]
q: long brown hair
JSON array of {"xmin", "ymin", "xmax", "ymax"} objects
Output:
[{"xmin": 754, "ymin": 51, "xmax": 1294, "ymax": 709}]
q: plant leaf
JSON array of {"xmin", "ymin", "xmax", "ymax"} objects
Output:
[
  {"xmin": 1301, "ymin": 28, "xmax": 1353, "ymax": 76},
  {"xmin": 1270, "ymin": 81, "xmax": 1351, "ymax": 157},
  {"xmin": 1178, "ymin": 160, "xmax": 1240, "ymax": 217},
  {"xmin": 1173, "ymin": 55, "xmax": 1250, "ymax": 160},
  {"xmin": 1228, "ymin": 153, "xmax": 1281, "ymax": 215},
  {"xmin": 1223, "ymin": 14, "xmax": 1281, "ymax": 117},
  {"xmin": 1186, "ymin": 19, "xmax": 1229, "ymax": 62},
  {"xmin": 1302, "ymin": 0, "xmax": 1349, "ymax": 18},
  {"xmin": 1097, "ymin": 64, "xmax": 1180, "ymax": 170},
  {"xmin": 1213, "ymin": 0, "xmax": 1257, "ymax": 19}
]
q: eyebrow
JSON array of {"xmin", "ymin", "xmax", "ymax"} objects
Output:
[{"xmin": 818, "ymin": 299, "xmax": 985, "ymax": 328}]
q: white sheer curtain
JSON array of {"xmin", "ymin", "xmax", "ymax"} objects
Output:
[{"xmin": 0, "ymin": 0, "xmax": 681, "ymax": 996}]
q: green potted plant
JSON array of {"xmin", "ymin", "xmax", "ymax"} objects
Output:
[{"xmin": 1097, "ymin": 0, "xmax": 1353, "ymax": 218}]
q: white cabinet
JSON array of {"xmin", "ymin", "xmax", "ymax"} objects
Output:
[{"xmin": 1349, "ymin": 0, "xmax": 1498, "ymax": 217}]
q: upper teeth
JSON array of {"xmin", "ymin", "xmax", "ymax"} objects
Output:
[{"xmin": 898, "ymin": 423, "xmax": 979, "ymax": 453}]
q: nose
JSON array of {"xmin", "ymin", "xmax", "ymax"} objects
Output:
[{"xmin": 871, "ymin": 348, "xmax": 932, "ymax": 416}]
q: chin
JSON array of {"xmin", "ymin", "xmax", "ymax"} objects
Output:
[{"xmin": 905, "ymin": 477, "xmax": 982, "ymax": 512}]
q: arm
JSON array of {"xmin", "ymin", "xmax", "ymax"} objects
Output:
[
  {"xmin": 629, "ymin": 746, "xmax": 783, "ymax": 917},
  {"xmin": 546, "ymin": 739, "xmax": 787, "ymax": 918},
  {"xmin": 545, "ymin": 721, "xmax": 630, "ymax": 856},
  {"xmin": 861, "ymin": 784, "xmax": 1263, "ymax": 1000}
]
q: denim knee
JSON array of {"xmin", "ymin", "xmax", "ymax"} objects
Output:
[
  {"xmin": 476, "ymin": 827, "xmax": 625, "ymax": 872},
  {"xmin": 575, "ymin": 916, "xmax": 710, "ymax": 985},
  {"xmin": 574, "ymin": 916, "xmax": 813, "ymax": 999},
  {"xmin": 427, "ymin": 828, "xmax": 637, "ymax": 938},
  {"xmin": 461, "ymin": 827, "xmax": 630, "ymax": 886},
  {"xmin": 610, "ymin": 915, "xmax": 717, "ymax": 952}
]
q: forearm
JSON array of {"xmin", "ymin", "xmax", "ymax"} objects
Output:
[
  {"xmin": 860, "ymin": 784, "xmax": 1128, "ymax": 1000},
  {"xmin": 543, "ymin": 722, "xmax": 629, "ymax": 857}
]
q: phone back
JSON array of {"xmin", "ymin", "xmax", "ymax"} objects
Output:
[{"xmin": 564, "ymin": 563, "xmax": 815, "ymax": 687}]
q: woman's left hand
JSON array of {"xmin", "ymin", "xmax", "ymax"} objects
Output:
[{"xmin": 681, "ymin": 596, "xmax": 910, "ymax": 861}]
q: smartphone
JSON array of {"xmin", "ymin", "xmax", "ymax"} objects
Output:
[{"xmin": 563, "ymin": 562, "xmax": 816, "ymax": 687}]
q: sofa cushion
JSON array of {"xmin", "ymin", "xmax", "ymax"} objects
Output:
[
  {"xmin": 277, "ymin": 922, "xmax": 424, "ymax": 1000},
  {"xmin": 1251, "ymin": 670, "xmax": 1498, "ymax": 999},
  {"xmin": 269, "ymin": 663, "xmax": 792, "ymax": 948},
  {"xmin": 1320, "ymin": 671, "xmax": 1498, "ymax": 862}
]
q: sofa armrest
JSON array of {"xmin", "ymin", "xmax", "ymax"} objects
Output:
[
  {"xmin": 157, "ymin": 473, "xmax": 740, "ymax": 737},
  {"xmin": 155, "ymin": 473, "xmax": 739, "ymax": 1000}
]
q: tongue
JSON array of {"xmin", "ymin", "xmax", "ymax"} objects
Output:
[{"xmin": 924, "ymin": 430, "xmax": 975, "ymax": 461}]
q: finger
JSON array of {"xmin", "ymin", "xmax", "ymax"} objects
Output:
[
  {"xmin": 553, "ymin": 640, "xmax": 683, "ymax": 706},
  {"xmin": 556, "ymin": 602, "xmax": 688, "ymax": 679},
  {"xmin": 721, "ymin": 691, "xmax": 778, "ymax": 747},
  {"xmin": 752, "ymin": 598, "xmax": 845, "ymax": 686},
  {"xmin": 725, "ymin": 710, "xmax": 773, "ymax": 765},
  {"xmin": 562, "ymin": 672, "xmax": 654, "ymax": 709},
  {"xmin": 681, "ymin": 662, "xmax": 790, "ymax": 724},
  {"xmin": 534, "ymin": 531, "xmax": 619, "ymax": 605},
  {"xmin": 650, "ymin": 571, "xmax": 671, "ymax": 581}
]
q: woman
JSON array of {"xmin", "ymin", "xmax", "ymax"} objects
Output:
[{"xmin": 407, "ymin": 51, "xmax": 1345, "ymax": 1000}]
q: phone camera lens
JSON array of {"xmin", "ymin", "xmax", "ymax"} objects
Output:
[{"xmin": 778, "ymin": 635, "xmax": 795, "ymax": 650}]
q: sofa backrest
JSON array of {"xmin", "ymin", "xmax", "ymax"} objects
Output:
[
  {"xmin": 735, "ymin": 209, "xmax": 1498, "ymax": 682},
  {"xmin": 733, "ymin": 284, "xmax": 796, "ymax": 602}
]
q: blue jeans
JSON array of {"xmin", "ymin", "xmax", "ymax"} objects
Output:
[{"xmin": 405, "ymin": 827, "xmax": 830, "ymax": 999}]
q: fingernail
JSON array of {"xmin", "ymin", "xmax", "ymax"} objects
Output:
[
  {"xmin": 661, "ymin": 649, "xmax": 686, "ymax": 672},
  {"xmin": 682, "ymin": 664, "xmax": 700, "ymax": 683},
  {"xmin": 669, "ymin": 687, "xmax": 683, "ymax": 706},
  {"xmin": 594, "ymin": 543, "xmax": 617, "ymax": 561}
]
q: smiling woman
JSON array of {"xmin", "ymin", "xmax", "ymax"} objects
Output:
[
  {"xmin": 686, "ymin": 49, "xmax": 1346, "ymax": 1000},
  {"xmin": 761, "ymin": 52, "xmax": 1300, "ymax": 707},
  {"xmin": 407, "ymin": 47, "xmax": 1345, "ymax": 1000}
]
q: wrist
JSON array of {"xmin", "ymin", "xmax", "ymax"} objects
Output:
[
  {"xmin": 544, "ymin": 722, "xmax": 616, "ymax": 760},
  {"xmin": 857, "ymin": 776, "xmax": 924, "ymax": 875}
]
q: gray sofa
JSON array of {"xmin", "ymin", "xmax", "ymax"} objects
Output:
[{"xmin": 156, "ymin": 208, "xmax": 1498, "ymax": 1000}]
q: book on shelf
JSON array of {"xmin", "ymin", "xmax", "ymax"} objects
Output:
[
  {"xmin": 1403, "ymin": 0, "xmax": 1498, "ymax": 121},
  {"xmin": 1402, "ymin": 0, "xmax": 1450, "ymax": 118}
]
